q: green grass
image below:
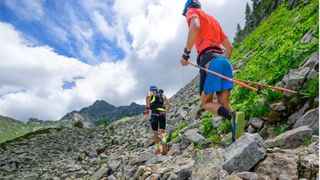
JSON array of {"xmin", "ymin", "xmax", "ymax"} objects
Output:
[
  {"xmin": 167, "ymin": 122, "xmax": 188, "ymax": 142},
  {"xmin": 0, "ymin": 116, "xmax": 72, "ymax": 143},
  {"xmin": 199, "ymin": 112, "xmax": 232, "ymax": 147},
  {"xmin": 301, "ymin": 75, "xmax": 319, "ymax": 99},
  {"xmin": 231, "ymin": 0, "xmax": 319, "ymax": 118},
  {"xmin": 274, "ymin": 126, "xmax": 290, "ymax": 136},
  {"xmin": 302, "ymin": 136, "xmax": 313, "ymax": 146}
]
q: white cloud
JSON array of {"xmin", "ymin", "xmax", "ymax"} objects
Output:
[
  {"xmin": 0, "ymin": 22, "xmax": 136, "ymax": 121},
  {"xmin": 0, "ymin": 0, "xmax": 249, "ymax": 121}
]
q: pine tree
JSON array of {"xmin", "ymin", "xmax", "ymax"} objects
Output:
[
  {"xmin": 236, "ymin": 23, "xmax": 242, "ymax": 34},
  {"xmin": 251, "ymin": 0, "xmax": 259, "ymax": 11},
  {"xmin": 235, "ymin": 23, "xmax": 242, "ymax": 42},
  {"xmin": 245, "ymin": 2, "xmax": 252, "ymax": 22}
]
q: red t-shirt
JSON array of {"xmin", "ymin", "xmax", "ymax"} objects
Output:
[{"xmin": 186, "ymin": 8, "xmax": 227, "ymax": 54}]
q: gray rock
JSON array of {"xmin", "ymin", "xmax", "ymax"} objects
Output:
[
  {"xmin": 306, "ymin": 69, "xmax": 318, "ymax": 80},
  {"xmin": 287, "ymin": 103, "xmax": 309, "ymax": 125},
  {"xmin": 288, "ymin": 0, "xmax": 302, "ymax": 9},
  {"xmin": 256, "ymin": 153, "xmax": 299, "ymax": 179},
  {"xmin": 235, "ymin": 172, "xmax": 258, "ymax": 180},
  {"xmin": 169, "ymin": 144, "xmax": 182, "ymax": 156},
  {"xmin": 301, "ymin": 29, "xmax": 317, "ymax": 44},
  {"xmin": 177, "ymin": 168, "xmax": 192, "ymax": 180},
  {"xmin": 146, "ymin": 156, "xmax": 170, "ymax": 165},
  {"xmin": 144, "ymin": 137, "xmax": 154, "ymax": 148},
  {"xmin": 181, "ymin": 129, "xmax": 206, "ymax": 145},
  {"xmin": 146, "ymin": 174, "xmax": 160, "ymax": 180},
  {"xmin": 180, "ymin": 122, "xmax": 201, "ymax": 134},
  {"xmin": 266, "ymin": 126, "xmax": 313, "ymax": 149},
  {"xmin": 131, "ymin": 166, "xmax": 147, "ymax": 180},
  {"xmin": 294, "ymin": 108, "xmax": 319, "ymax": 135},
  {"xmin": 212, "ymin": 116, "xmax": 224, "ymax": 129},
  {"xmin": 108, "ymin": 175, "xmax": 117, "ymax": 180},
  {"xmin": 247, "ymin": 125, "xmax": 257, "ymax": 133},
  {"xmin": 225, "ymin": 175, "xmax": 242, "ymax": 180},
  {"xmin": 173, "ymin": 164, "xmax": 193, "ymax": 180},
  {"xmin": 129, "ymin": 152, "xmax": 154, "ymax": 165},
  {"xmin": 223, "ymin": 133, "xmax": 267, "ymax": 174},
  {"xmin": 91, "ymin": 164, "xmax": 111, "ymax": 180},
  {"xmin": 187, "ymin": 105, "xmax": 201, "ymax": 121},
  {"xmin": 108, "ymin": 160, "xmax": 120, "ymax": 171},
  {"xmin": 299, "ymin": 154, "xmax": 319, "ymax": 179},
  {"xmin": 300, "ymin": 52, "xmax": 319, "ymax": 69},
  {"xmin": 248, "ymin": 117, "xmax": 264, "ymax": 129},
  {"xmin": 282, "ymin": 67, "xmax": 311, "ymax": 90},
  {"xmin": 271, "ymin": 102, "xmax": 286, "ymax": 112},
  {"xmin": 192, "ymin": 148, "xmax": 225, "ymax": 179}
]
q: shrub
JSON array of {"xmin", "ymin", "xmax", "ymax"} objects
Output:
[{"xmin": 74, "ymin": 121, "xmax": 84, "ymax": 128}]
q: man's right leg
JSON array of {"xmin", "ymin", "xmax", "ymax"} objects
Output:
[{"xmin": 200, "ymin": 92, "xmax": 227, "ymax": 116}]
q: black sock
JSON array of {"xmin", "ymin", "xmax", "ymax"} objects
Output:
[{"xmin": 217, "ymin": 106, "xmax": 232, "ymax": 120}]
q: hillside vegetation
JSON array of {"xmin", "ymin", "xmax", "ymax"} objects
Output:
[
  {"xmin": 0, "ymin": 116, "xmax": 72, "ymax": 143},
  {"xmin": 230, "ymin": 0, "xmax": 318, "ymax": 118}
]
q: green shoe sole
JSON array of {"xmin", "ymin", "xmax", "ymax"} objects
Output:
[{"xmin": 235, "ymin": 112, "xmax": 245, "ymax": 139}]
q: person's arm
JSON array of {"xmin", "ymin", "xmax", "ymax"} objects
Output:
[
  {"xmin": 144, "ymin": 92, "xmax": 151, "ymax": 115},
  {"xmin": 221, "ymin": 38, "xmax": 234, "ymax": 59},
  {"xmin": 164, "ymin": 95, "xmax": 172, "ymax": 112},
  {"xmin": 181, "ymin": 17, "xmax": 200, "ymax": 66}
]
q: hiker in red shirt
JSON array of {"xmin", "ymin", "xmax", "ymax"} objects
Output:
[{"xmin": 180, "ymin": 0, "xmax": 245, "ymax": 142}]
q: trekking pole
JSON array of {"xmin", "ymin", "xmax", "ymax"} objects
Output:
[
  {"xmin": 187, "ymin": 62, "xmax": 267, "ymax": 95},
  {"xmin": 233, "ymin": 79, "xmax": 298, "ymax": 94}
]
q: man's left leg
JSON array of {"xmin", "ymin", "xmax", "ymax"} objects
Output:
[{"xmin": 159, "ymin": 113, "xmax": 167, "ymax": 155}]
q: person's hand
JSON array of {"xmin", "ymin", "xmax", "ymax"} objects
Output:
[
  {"xmin": 143, "ymin": 108, "xmax": 150, "ymax": 115},
  {"xmin": 181, "ymin": 59, "xmax": 189, "ymax": 66},
  {"xmin": 181, "ymin": 48, "xmax": 191, "ymax": 66}
]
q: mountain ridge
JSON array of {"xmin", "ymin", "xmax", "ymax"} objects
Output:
[{"xmin": 60, "ymin": 100, "xmax": 145, "ymax": 127}]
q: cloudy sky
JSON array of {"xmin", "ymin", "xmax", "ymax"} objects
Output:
[{"xmin": 0, "ymin": 0, "xmax": 250, "ymax": 121}]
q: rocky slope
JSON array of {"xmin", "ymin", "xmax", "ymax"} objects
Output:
[{"xmin": 60, "ymin": 100, "xmax": 145, "ymax": 127}]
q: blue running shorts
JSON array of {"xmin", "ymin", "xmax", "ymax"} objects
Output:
[{"xmin": 200, "ymin": 57, "xmax": 234, "ymax": 94}]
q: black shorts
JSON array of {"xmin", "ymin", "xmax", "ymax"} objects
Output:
[{"xmin": 150, "ymin": 112, "xmax": 166, "ymax": 131}]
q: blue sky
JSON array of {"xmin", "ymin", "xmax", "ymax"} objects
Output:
[
  {"xmin": 0, "ymin": 0, "xmax": 125, "ymax": 64},
  {"xmin": 0, "ymin": 0, "xmax": 249, "ymax": 121}
]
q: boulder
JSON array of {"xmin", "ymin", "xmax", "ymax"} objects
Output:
[
  {"xmin": 181, "ymin": 129, "xmax": 206, "ymax": 145},
  {"xmin": 223, "ymin": 133, "xmax": 267, "ymax": 173},
  {"xmin": 287, "ymin": 103, "xmax": 309, "ymax": 125},
  {"xmin": 235, "ymin": 172, "xmax": 258, "ymax": 180},
  {"xmin": 248, "ymin": 117, "xmax": 264, "ymax": 129},
  {"xmin": 173, "ymin": 163, "xmax": 193, "ymax": 180},
  {"xmin": 300, "ymin": 52, "xmax": 319, "ymax": 68},
  {"xmin": 299, "ymin": 154, "xmax": 319, "ymax": 179},
  {"xmin": 294, "ymin": 108, "xmax": 319, "ymax": 135},
  {"xmin": 247, "ymin": 125, "xmax": 257, "ymax": 133},
  {"xmin": 282, "ymin": 67, "xmax": 310, "ymax": 90},
  {"xmin": 266, "ymin": 126, "xmax": 312, "ymax": 149},
  {"xmin": 212, "ymin": 116, "xmax": 224, "ymax": 129},
  {"xmin": 192, "ymin": 148, "xmax": 225, "ymax": 179},
  {"xmin": 225, "ymin": 175, "xmax": 242, "ymax": 180},
  {"xmin": 91, "ymin": 164, "xmax": 111, "ymax": 180},
  {"xmin": 129, "ymin": 152, "xmax": 154, "ymax": 166},
  {"xmin": 144, "ymin": 137, "xmax": 154, "ymax": 148},
  {"xmin": 271, "ymin": 102, "xmax": 286, "ymax": 112},
  {"xmin": 169, "ymin": 144, "xmax": 182, "ymax": 156},
  {"xmin": 301, "ymin": 29, "xmax": 317, "ymax": 44},
  {"xmin": 256, "ymin": 153, "xmax": 299, "ymax": 179},
  {"xmin": 288, "ymin": 0, "xmax": 302, "ymax": 9}
]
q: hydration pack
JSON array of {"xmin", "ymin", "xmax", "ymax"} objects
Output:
[{"xmin": 150, "ymin": 89, "xmax": 165, "ymax": 111}]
